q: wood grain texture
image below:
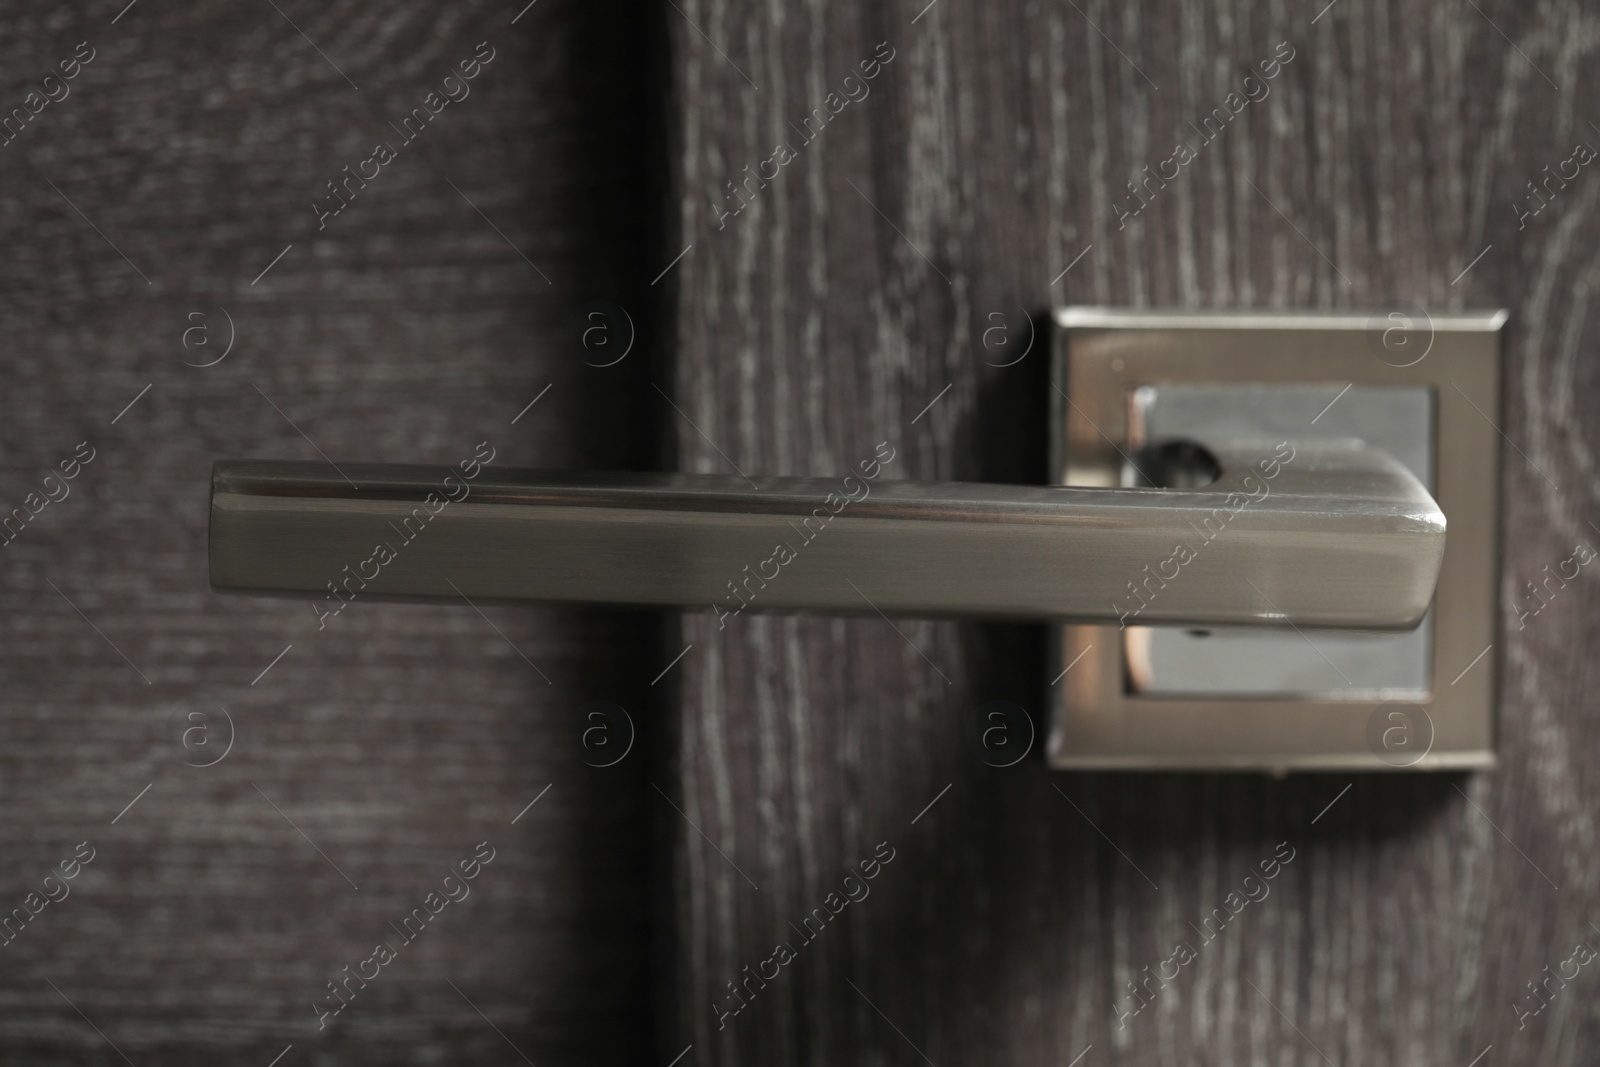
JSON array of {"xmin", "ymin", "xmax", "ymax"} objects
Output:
[
  {"xmin": 665, "ymin": 0, "xmax": 1600, "ymax": 1064},
  {"xmin": 0, "ymin": 1, "xmax": 663, "ymax": 1063}
]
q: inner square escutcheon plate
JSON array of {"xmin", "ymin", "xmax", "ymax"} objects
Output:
[{"xmin": 1046, "ymin": 308, "xmax": 1505, "ymax": 772}]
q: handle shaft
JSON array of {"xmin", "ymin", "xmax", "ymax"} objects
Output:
[{"xmin": 209, "ymin": 442, "xmax": 1444, "ymax": 629}]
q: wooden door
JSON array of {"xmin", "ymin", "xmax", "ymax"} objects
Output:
[
  {"xmin": 663, "ymin": 1, "xmax": 1600, "ymax": 1065},
  {"xmin": 3, "ymin": 0, "xmax": 1597, "ymax": 1064},
  {"xmin": 0, "ymin": 1, "xmax": 664, "ymax": 1062}
]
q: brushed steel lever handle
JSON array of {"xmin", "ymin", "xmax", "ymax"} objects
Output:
[{"xmin": 209, "ymin": 439, "xmax": 1444, "ymax": 630}]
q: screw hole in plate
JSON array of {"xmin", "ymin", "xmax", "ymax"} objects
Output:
[{"xmin": 1122, "ymin": 438, "xmax": 1222, "ymax": 490}]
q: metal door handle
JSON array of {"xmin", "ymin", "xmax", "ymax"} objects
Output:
[{"xmin": 209, "ymin": 438, "xmax": 1444, "ymax": 630}]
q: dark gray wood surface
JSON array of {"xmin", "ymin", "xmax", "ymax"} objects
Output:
[
  {"xmin": 664, "ymin": 1, "xmax": 1600, "ymax": 1064},
  {"xmin": 0, "ymin": 1, "xmax": 664, "ymax": 1063},
  {"xmin": 4, "ymin": 0, "xmax": 1598, "ymax": 1063}
]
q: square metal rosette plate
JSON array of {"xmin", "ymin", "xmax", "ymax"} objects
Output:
[{"xmin": 1046, "ymin": 307, "xmax": 1505, "ymax": 772}]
